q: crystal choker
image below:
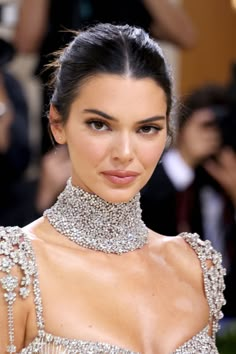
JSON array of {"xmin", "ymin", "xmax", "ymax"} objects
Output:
[{"xmin": 43, "ymin": 178, "xmax": 148, "ymax": 254}]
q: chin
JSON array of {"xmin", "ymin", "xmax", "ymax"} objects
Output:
[{"xmin": 99, "ymin": 188, "xmax": 139, "ymax": 204}]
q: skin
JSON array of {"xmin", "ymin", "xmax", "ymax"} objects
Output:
[
  {"xmin": 143, "ymin": 0, "xmax": 197, "ymax": 49},
  {"xmin": 35, "ymin": 146, "xmax": 71, "ymax": 213},
  {"xmin": 50, "ymin": 75, "xmax": 168, "ymax": 203},
  {"xmin": 176, "ymin": 108, "xmax": 221, "ymax": 168},
  {"xmin": 13, "ymin": 0, "xmax": 49, "ymax": 53},
  {"xmin": 0, "ymin": 75, "xmax": 210, "ymax": 354}
]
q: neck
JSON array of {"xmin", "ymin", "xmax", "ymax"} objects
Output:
[{"xmin": 43, "ymin": 178, "xmax": 148, "ymax": 254}]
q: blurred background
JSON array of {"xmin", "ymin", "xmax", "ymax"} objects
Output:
[{"xmin": 0, "ymin": 1, "xmax": 235, "ymax": 351}]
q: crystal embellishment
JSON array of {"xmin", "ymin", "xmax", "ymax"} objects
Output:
[
  {"xmin": 20, "ymin": 330, "xmax": 139, "ymax": 354},
  {"xmin": 0, "ymin": 275, "xmax": 18, "ymax": 291},
  {"xmin": 0, "ymin": 226, "xmax": 44, "ymax": 353},
  {"xmin": 180, "ymin": 232, "xmax": 226, "ymax": 339},
  {"xmin": 43, "ymin": 178, "xmax": 148, "ymax": 254},
  {"xmin": 0, "ymin": 229, "xmax": 226, "ymax": 353}
]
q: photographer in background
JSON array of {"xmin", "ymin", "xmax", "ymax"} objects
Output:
[
  {"xmin": 0, "ymin": 38, "xmax": 33, "ymax": 226},
  {"xmin": 141, "ymin": 82, "xmax": 236, "ymax": 318}
]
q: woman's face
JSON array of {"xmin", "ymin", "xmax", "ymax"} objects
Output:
[{"xmin": 51, "ymin": 74, "xmax": 168, "ymax": 203}]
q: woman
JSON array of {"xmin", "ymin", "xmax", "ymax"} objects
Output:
[{"xmin": 0, "ymin": 24, "xmax": 225, "ymax": 354}]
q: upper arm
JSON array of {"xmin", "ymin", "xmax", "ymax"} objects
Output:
[
  {"xmin": 143, "ymin": 0, "xmax": 197, "ymax": 49},
  {"xmin": 13, "ymin": 0, "xmax": 50, "ymax": 53}
]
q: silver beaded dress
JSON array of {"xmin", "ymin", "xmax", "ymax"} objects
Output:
[{"xmin": 0, "ymin": 226, "xmax": 225, "ymax": 354}]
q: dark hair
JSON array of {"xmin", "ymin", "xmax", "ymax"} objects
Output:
[
  {"xmin": 50, "ymin": 23, "xmax": 173, "ymax": 133},
  {"xmin": 178, "ymin": 84, "xmax": 230, "ymax": 130}
]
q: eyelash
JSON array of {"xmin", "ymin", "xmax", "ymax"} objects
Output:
[
  {"xmin": 139, "ymin": 125, "xmax": 162, "ymax": 134},
  {"xmin": 86, "ymin": 119, "xmax": 110, "ymax": 131},
  {"xmin": 85, "ymin": 119, "xmax": 162, "ymax": 135}
]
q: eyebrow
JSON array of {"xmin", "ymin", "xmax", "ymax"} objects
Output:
[{"xmin": 83, "ymin": 109, "xmax": 166, "ymax": 124}]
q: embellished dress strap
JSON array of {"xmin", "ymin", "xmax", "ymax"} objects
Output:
[
  {"xmin": 180, "ymin": 232, "xmax": 226, "ymax": 339},
  {"xmin": 0, "ymin": 226, "xmax": 44, "ymax": 353}
]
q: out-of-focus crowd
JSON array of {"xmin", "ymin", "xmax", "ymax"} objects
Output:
[{"xmin": 0, "ymin": 0, "xmax": 236, "ymax": 322}]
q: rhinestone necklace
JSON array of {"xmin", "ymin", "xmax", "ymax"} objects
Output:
[{"xmin": 43, "ymin": 178, "xmax": 148, "ymax": 254}]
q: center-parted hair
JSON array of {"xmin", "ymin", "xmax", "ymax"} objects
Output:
[{"xmin": 50, "ymin": 23, "xmax": 173, "ymax": 129}]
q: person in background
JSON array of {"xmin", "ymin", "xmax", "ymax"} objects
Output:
[
  {"xmin": 141, "ymin": 83, "xmax": 236, "ymax": 317},
  {"xmin": 14, "ymin": 0, "xmax": 196, "ymax": 155},
  {"xmin": 204, "ymin": 146, "xmax": 236, "ymax": 320},
  {"xmin": 0, "ymin": 24, "xmax": 225, "ymax": 353},
  {"xmin": 0, "ymin": 38, "xmax": 32, "ymax": 226},
  {"xmin": 90, "ymin": 0, "xmax": 196, "ymax": 49}
]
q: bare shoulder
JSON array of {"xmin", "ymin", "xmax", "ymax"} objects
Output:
[
  {"xmin": 148, "ymin": 230, "xmax": 208, "ymax": 287},
  {"xmin": 149, "ymin": 229, "xmax": 223, "ymax": 268},
  {"xmin": 149, "ymin": 230, "xmax": 226, "ymax": 307},
  {"xmin": 22, "ymin": 216, "xmax": 61, "ymax": 254},
  {"xmin": 149, "ymin": 230, "xmax": 201, "ymax": 265}
]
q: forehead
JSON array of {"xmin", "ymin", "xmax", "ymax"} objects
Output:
[{"xmin": 70, "ymin": 74, "xmax": 167, "ymax": 119}]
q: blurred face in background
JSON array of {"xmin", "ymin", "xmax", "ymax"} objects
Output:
[{"xmin": 176, "ymin": 108, "xmax": 222, "ymax": 167}]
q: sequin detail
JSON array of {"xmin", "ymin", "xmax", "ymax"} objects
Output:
[
  {"xmin": 20, "ymin": 330, "xmax": 138, "ymax": 354},
  {"xmin": 180, "ymin": 232, "xmax": 226, "ymax": 339},
  {"xmin": 0, "ymin": 226, "xmax": 44, "ymax": 353},
  {"xmin": 44, "ymin": 178, "xmax": 148, "ymax": 254},
  {"xmin": 173, "ymin": 325, "xmax": 217, "ymax": 354},
  {"xmin": 0, "ymin": 228, "xmax": 225, "ymax": 353}
]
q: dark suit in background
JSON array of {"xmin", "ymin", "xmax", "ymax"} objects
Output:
[{"xmin": 141, "ymin": 157, "xmax": 236, "ymax": 318}]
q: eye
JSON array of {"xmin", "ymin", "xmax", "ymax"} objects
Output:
[
  {"xmin": 138, "ymin": 125, "xmax": 161, "ymax": 134},
  {"xmin": 87, "ymin": 119, "xmax": 110, "ymax": 131}
]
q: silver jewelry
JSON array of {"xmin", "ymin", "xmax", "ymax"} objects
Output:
[{"xmin": 44, "ymin": 178, "xmax": 148, "ymax": 254}]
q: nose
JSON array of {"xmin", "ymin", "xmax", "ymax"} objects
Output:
[{"xmin": 111, "ymin": 132, "xmax": 134, "ymax": 163}]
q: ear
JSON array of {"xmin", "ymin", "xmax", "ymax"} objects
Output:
[{"xmin": 49, "ymin": 104, "xmax": 67, "ymax": 144}]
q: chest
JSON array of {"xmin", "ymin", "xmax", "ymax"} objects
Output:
[{"xmin": 27, "ymin": 247, "xmax": 209, "ymax": 354}]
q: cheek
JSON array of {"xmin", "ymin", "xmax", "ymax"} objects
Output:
[
  {"xmin": 69, "ymin": 134, "xmax": 109, "ymax": 167},
  {"xmin": 139, "ymin": 139, "xmax": 166, "ymax": 169},
  {"xmin": 85, "ymin": 144, "xmax": 106, "ymax": 166}
]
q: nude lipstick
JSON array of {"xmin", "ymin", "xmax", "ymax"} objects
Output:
[{"xmin": 101, "ymin": 170, "xmax": 139, "ymax": 185}]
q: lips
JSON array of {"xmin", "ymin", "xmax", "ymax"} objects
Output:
[
  {"xmin": 103, "ymin": 170, "xmax": 139, "ymax": 177},
  {"xmin": 101, "ymin": 170, "xmax": 139, "ymax": 185}
]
